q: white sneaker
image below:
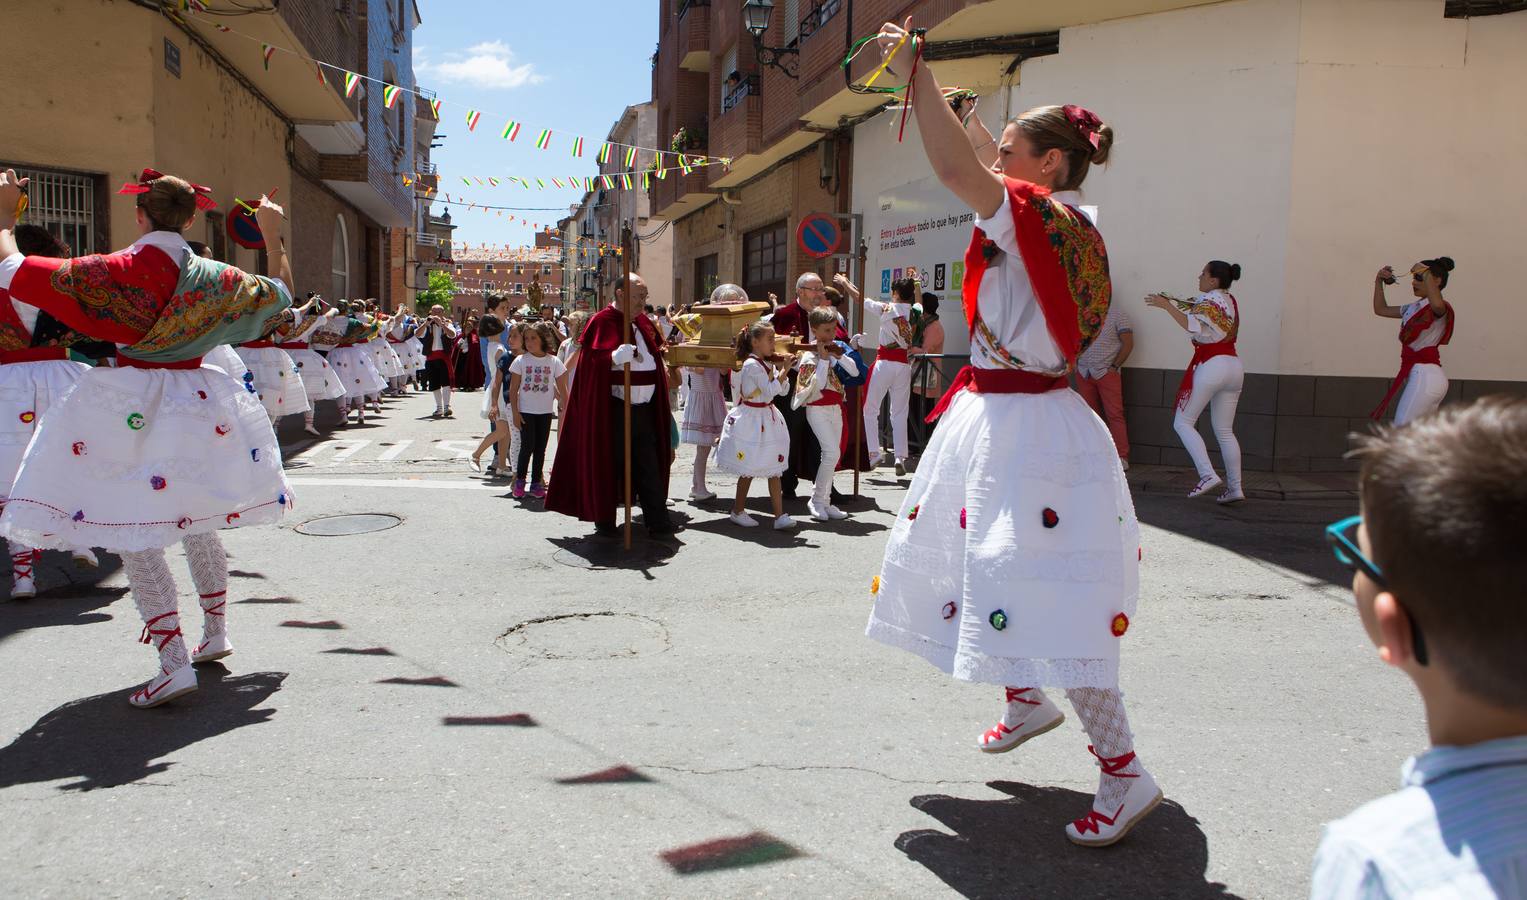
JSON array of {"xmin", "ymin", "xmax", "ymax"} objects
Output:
[
  {"xmin": 894, "ymin": 459, "xmax": 907, "ymax": 477},
  {"xmin": 825, "ymin": 505, "xmax": 848, "ymax": 520},
  {"xmin": 192, "ymin": 633, "xmax": 234, "ymax": 664},
  {"xmin": 977, "ymin": 693, "xmax": 1066, "ymax": 753},
  {"xmin": 1216, "ymin": 488, "xmax": 1246, "ymax": 505},
  {"xmin": 689, "ymin": 488, "xmax": 717, "ymax": 502},
  {"xmin": 728, "ymin": 512, "xmax": 759, "ymax": 528},
  {"xmin": 1187, "ymin": 473, "xmax": 1222, "ymax": 498},
  {"xmin": 72, "ymin": 549, "xmax": 99, "ymax": 569},
  {"xmin": 773, "ymin": 514, "xmax": 797, "ymax": 530},
  {"xmin": 1066, "ymin": 769, "xmax": 1164, "ymax": 847},
  {"xmin": 10, "ymin": 572, "xmax": 35, "ymax": 600},
  {"xmin": 129, "ymin": 664, "xmax": 198, "ymax": 709},
  {"xmin": 807, "ymin": 502, "xmax": 832, "ymax": 522}
]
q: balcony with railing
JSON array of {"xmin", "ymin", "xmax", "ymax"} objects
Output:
[
  {"xmin": 798, "ymin": 0, "xmax": 847, "ymax": 85},
  {"xmin": 649, "ymin": 160, "xmax": 714, "ymax": 221},
  {"xmin": 711, "ymin": 74, "xmax": 761, "ymax": 175},
  {"xmin": 676, "ymin": 0, "xmax": 711, "ymax": 72}
]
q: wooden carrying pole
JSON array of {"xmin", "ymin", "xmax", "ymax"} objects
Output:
[
  {"xmin": 621, "ymin": 224, "xmax": 634, "ymax": 550},
  {"xmin": 853, "ymin": 239, "xmax": 868, "ymax": 497}
]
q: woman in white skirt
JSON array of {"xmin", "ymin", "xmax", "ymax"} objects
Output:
[
  {"xmin": 280, "ymin": 306, "xmax": 346, "ymax": 435},
  {"xmin": 863, "ymin": 19, "xmax": 1157, "ymax": 846},
  {"xmin": 326, "ymin": 302, "xmax": 387, "ymax": 426},
  {"xmin": 680, "ymin": 283, "xmax": 745, "ymax": 502},
  {"xmin": 1146, "ymin": 261, "xmax": 1245, "ymax": 504},
  {"xmin": 365, "ymin": 304, "xmax": 404, "ymax": 407},
  {"xmin": 0, "ymin": 168, "xmax": 293, "ymax": 708},
  {"xmin": 0, "ymin": 225, "xmax": 99, "ymax": 596},
  {"xmin": 717, "ymin": 322, "xmax": 797, "ymax": 530},
  {"xmin": 1368, "ymin": 258, "xmax": 1455, "ymax": 425},
  {"xmin": 236, "ymin": 335, "xmax": 310, "ymax": 427},
  {"xmin": 387, "ymin": 305, "xmax": 421, "ymax": 394}
]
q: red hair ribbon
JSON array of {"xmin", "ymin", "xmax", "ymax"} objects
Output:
[
  {"xmin": 1061, "ymin": 105, "xmax": 1103, "ymax": 152},
  {"xmin": 118, "ymin": 167, "xmax": 219, "ymax": 211}
]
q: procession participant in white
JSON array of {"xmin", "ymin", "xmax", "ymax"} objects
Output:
[
  {"xmin": 364, "ymin": 302, "xmax": 404, "ymax": 406},
  {"xmin": 0, "ymin": 225, "xmax": 98, "ymax": 596},
  {"xmin": 280, "ymin": 301, "xmax": 346, "ymax": 435},
  {"xmin": 235, "ymin": 296, "xmax": 314, "ymax": 426},
  {"xmin": 1369, "ymin": 258, "xmax": 1456, "ymax": 425},
  {"xmin": 387, "ymin": 304, "xmax": 421, "ymax": 394},
  {"xmin": 792, "ymin": 306, "xmax": 858, "ymax": 522},
  {"xmin": 1146, "ymin": 260, "xmax": 1245, "ymax": 504},
  {"xmin": 862, "ymin": 19, "xmax": 1158, "ymax": 847},
  {"xmin": 717, "ymin": 323, "xmax": 798, "ymax": 531},
  {"xmin": 679, "ymin": 284, "xmax": 745, "ymax": 502},
  {"xmin": 0, "ymin": 168, "xmax": 294, "ymax": 708},
  {"xmin": 846, "ymin": 275, "xmax": 916, "ymax": 476}
]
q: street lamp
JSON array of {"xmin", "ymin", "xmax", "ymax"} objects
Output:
[{"xmin": 742, "ymin": 0, "xmax": 798, "ymax": 79}]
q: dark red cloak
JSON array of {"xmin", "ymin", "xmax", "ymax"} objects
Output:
[{"xmin": 545, "ymin": 304, "xmax": 672, "ymax": 523}]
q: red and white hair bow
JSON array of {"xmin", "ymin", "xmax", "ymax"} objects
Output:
[
  {"xmin": 1061, "ymin": 105, "xmax": 1104, "ymax": 152},
  {"xmin": 118, "ymin": 167, "xmax": 219, "ymax": 211}
]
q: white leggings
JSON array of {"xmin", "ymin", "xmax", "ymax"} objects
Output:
[
  {"xmin": 1394, "ymin": 363, "xmax": 1448, "ymax": 425},
  {"xmin": 1174, "ymin": 354, "xmax": 1243, "ymax": 491},
  {"xmin": 864, "ymin": 358, "xmax": 911, "ymax": 459}
]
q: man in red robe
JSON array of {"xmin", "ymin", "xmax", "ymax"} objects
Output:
[{"xmin": 546, "ymin": 274, "xmax": 676, "ymax": 537}]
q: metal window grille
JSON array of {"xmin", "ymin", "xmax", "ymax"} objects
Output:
[
  {"xmin": 799, "ymin": 0, "xmax": 841, "ymax": 42},
  {"xmin": 723, "ymin": 74, "xmax": 760, "ymax": 114},
  {"xmin": 11, "ymin": 166, "xmax": 99, "ymax": 255}
]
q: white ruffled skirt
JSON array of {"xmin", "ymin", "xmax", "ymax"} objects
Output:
[
  {"xmin": 203, "ymin": 344, "xmax": 250, "ymax": 383},
  {"xmin": 392, "ymin": 338, "xmax": 423, "ymax": 373},
  {"xmin": 717, "ymin": 401, "xmax": 790, "ymax": 478},
  {"xmin": 0, "ymin": 366, "xmax": 291, "ymax": 553},
  {"xmin": 0, "ymin": 358, "xmax": 90, "ymax": 495},
  {"xmin": 288, "ymin": 348, "xmax": 347, "ymax": 401},
  {"xmin": 864, "ymin": 385, "xmax": 1139, "ymax": 689},
  {"xmin": 369, "ymin": 338, "xmax": 404, "ymax": 379},
  {"xmin": 235, "ymin": 346, "xmax": 311, "ymax": 418},
  {"xmin": 329, "ymin": 346, "xmax": 386, "ymax": 399}
]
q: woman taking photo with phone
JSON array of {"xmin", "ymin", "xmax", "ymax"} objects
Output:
[{"xmin": 1369, "ymin": 258, "xmax": 1455, "ymax": 425}]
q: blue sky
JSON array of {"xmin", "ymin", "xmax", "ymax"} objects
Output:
[{"xmin": 414, "ymin": 2, "xmax": 658, "ymax": 251}]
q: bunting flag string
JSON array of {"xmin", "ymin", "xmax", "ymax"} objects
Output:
[
  {"xmin": 382, "ymin": 84, "xmax": 401, "ymax": 108},
  {"xmin": 177, "ymin": 6, "xmax": 735, "ymax": 168},
  {"xmin": 405, "ymin": 155, "xmax": 717, "ymax": 196}
]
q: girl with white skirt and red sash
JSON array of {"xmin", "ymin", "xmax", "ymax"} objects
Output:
[
  {"xmin": 0, "ymin": 168, "xmax": 294, "ymax": 708},
  {"xmin": 863, "ymin": 19, "xmax": 1157, "ymax": 846},
  {"xmin": 1146, "ymin": 262, "xmax": 1245, "ymax": 504},
  {"xmin": 1369, "ymin": 258, "xmax": 1455, "ymax": 425}
]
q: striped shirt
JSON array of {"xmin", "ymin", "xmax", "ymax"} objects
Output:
[
  {"xmin": 1076, "ymin": 305, "xmax": 1133, "ymax": 380},
  {"xmin": 1310, "ymin": 734, "xmax": 1527, "ymax": 899}
]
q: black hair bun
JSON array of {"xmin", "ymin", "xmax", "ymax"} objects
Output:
[
  {"xmin": 1435, "ymin": 256, "xmax": 1455, "ymax": 272},
  {"xmin": 1228, "ymin": 263, "xmax": 1242, "ymax": 281}
]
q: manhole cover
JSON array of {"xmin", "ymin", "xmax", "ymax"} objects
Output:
[
  {"xmin": 496, "ymin": 612, "xmax": 669, "ymax": 660},
  {"xmin": 295, "ymin": 513, "xmax": 402, "ymax": 536},
  {"xmin": 552, "ymin": 538, "xmax": 676, "ymax": 570}
]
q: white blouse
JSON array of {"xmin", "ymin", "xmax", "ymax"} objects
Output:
[
  {"xmin": 970, "ymin": 189, "xmax": 1091, "ymax": 374},
  {"xmin": 1185, "ymin": 289, "xmax": 1238, "ymax": 345},
  {"xmin": 1400, "ymin": 299, "xmax": 1449, "ymax": 351},
  {"xmin": 734, "ymin": 357, "xmax": 786, "ymax": 403}
]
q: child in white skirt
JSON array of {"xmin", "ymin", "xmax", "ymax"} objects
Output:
[
  {"xmin": 717, "ymin": 322, "xmax": 798, "ymax": 530},
  {"xmin": 680, "ymin": 367, "xmax": 725, "ymax": 501}
]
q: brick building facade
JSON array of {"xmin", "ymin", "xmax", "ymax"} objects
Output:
[{"xmin": 448, "ymin": 232, "xmax": 565, "ymax": 321}]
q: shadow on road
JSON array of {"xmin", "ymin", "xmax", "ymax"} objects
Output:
[
  {"xmin": 1133, "ymin": 492, "xmax": 1355, "ymax": 587},
  {"xmin": 0, "ymin": 551, "xmax": 128, "ymax": 645},
  {"xmin": 0, "ymin": 665, "xmax": 286, "ymax": 792},
  {"xmin": 896, "ymin": 782, "xmax": 1241, "ymax": 899}
]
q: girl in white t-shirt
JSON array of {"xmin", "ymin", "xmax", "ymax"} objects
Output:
[{"xmin": 508, "ymin": 322, "xmax": 568, "ymax": 499}]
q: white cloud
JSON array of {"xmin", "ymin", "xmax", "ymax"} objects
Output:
[{"xmin": 416, "ymin": 40, "xmax": 544, "ymax": 90}]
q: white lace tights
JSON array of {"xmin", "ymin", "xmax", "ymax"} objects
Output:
[
  {"xmin": 183, "ymin": 532, "xmax": 228, "ymax": 639},
  {"xmin": 123, "ymin": 549, "xmax": 189, "ymax": 672},
  {"xmin": 1003, "ymin": 685, "xmax": 1144, "ymax": 811}
]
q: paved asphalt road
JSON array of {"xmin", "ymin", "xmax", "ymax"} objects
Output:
[{"xmin": 0, "ymin": 390, "xmax": 1423, "ymax": 899}]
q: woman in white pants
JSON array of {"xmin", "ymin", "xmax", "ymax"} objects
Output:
[
  {"xmin": 843, "ymin": 276, "xmax": 916, "ymax": 476},
  {"xmin": 1146, "ymin": 260, "xmax": 1245, "ymax": 504},
  {"xmin": 1369, "ymin": 258, "xmax": 1455, "ymax": 425}
]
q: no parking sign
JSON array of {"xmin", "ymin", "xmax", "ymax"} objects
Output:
[{"xmin": 796, "ymin": 213, "xmax": 842, "ymax": 259}]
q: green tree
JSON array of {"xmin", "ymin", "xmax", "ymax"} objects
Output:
[{"xmin": 416, "ymin": 267, "xmax": 457, "ymax": 315}]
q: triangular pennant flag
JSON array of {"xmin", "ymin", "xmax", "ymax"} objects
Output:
[
  {"xmin": 655, "ymin": 167, "xmax": 668, "ymax": 181},
  {"xmin": 623, "ymin": 146, "xmax": 637, "ymax": 168},
  {"xmin": 571, "ymin": 137, "xmax": 584, "ymax": 158},
  {"xmin": 536, "ymin": 178, "xmax": 547, "ymax": 189},
  {"xmin": 597, "ymin": 144, "xmax": 611, "ymax": 164},
  {"xmin": 501, "ymin": 120, "xmax": 521, "ymax": 141},
  {"xmin": 382, "ymin": 84, "xmax": 401, "ymax": 109},
  {"xmin": 344, "ymin": 71, "xmax": 361, "ymax": 98},
  {"xmin": 261, "ymin": 44, "xmax": 275, "ymax": 70},
  {"xmin": 315, "ymin": 62, "xmax": 327, "ymax": 85},
  {"xmin": 462, "ymin": 177, "xmax": 472, "ymax": 186},
  {"xmin": 621, "ymin": 173, "xmax": 633, "ymax": 190},
  {"xmin": 487, "ymin": 177, "xmax": 500, "ymax": 187},
  {"xmin": 600, "ymin": 174, "xmax": 615, "ymax": 189},
  {"xmin": 550, "ymin": 178, "xmax": 564, "ymax": 189},
  {"xmin": 473, "ymin": 177, "xmax": 485, "ymax": 186},
  {"xmin": 466, "ymin": 110, "xmax": 482, "ymax": 131},
  {"xmin": 534, "ymin": 129, "xmax": 552, "ymax": 150},
  {"xmin": 642, "ymin": 172, "xmax": 650, "ymax": 190}
]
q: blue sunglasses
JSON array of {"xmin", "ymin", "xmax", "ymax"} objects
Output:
[{"xmin": 1325, "ymin": 516, "xmax": 1427, "ymax": 665}]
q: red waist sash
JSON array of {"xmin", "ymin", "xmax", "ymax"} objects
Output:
[
  {"xmin": 810, "ymin": 390, "xmax": 844, "ymax": 407},
  {"xmin": 277, "ymin": 342, "xmax": 308, "ymax": 351},
  {"xmin": 1174, "ymin": 341, "xmax": 1238, "ymax": 409},
  {"xmin": 1370, "ymin": 345, "xmax": 1442, "ymax": 420},
  {"xmin": 0, "ymin": 347, "xmax": 71, "ymax": 364},
  {"xmin": 117, "ymin": 354, "xmax": 204, "ymax": 370},
  {"xmin": 926, "ymin": 366, "xmax": 1068, "ymax": 422},
  {"xmin": 241, "ymin": 340, "xmax": 277, "ymax": 349},
  {"xmin": 426, "ymin": 349, "xmax": 451, "ymax": 361},
  {"xmin": 877, "ymin": 346, "xmax": 910, "ymax": 364},
  {"xmin": 741, "ymin": 400, "xmax": 773, "ymax": 408}
]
